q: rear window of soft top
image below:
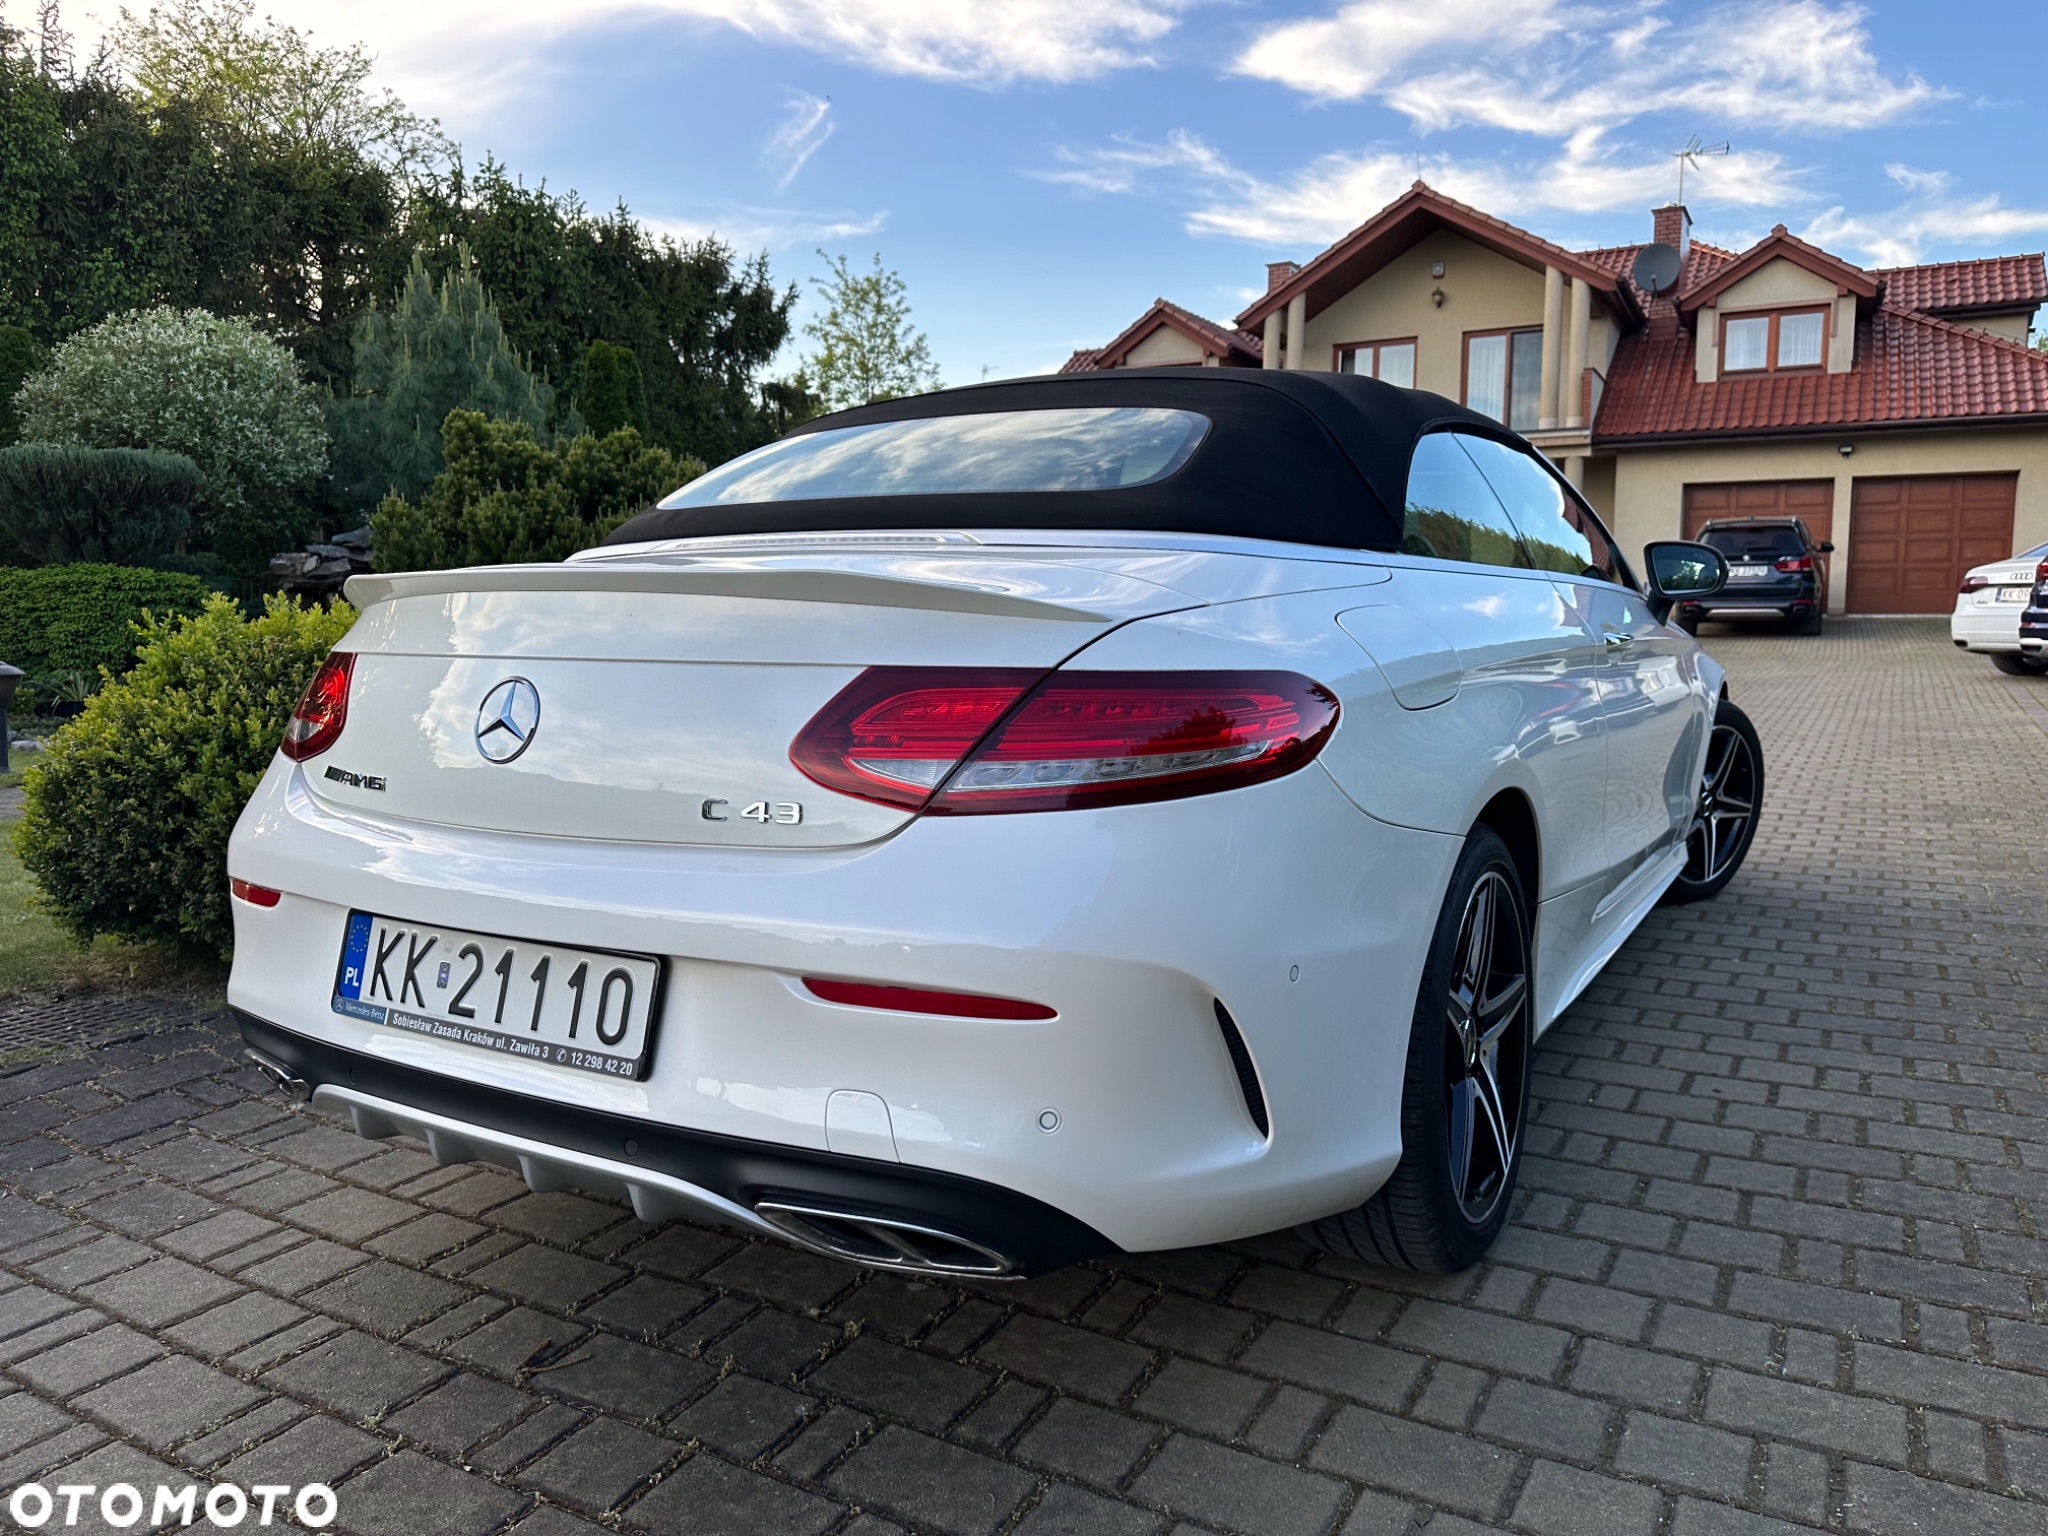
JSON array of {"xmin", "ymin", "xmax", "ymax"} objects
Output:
[{"xmin": 659, "ymin": 407, "xmax": 1211, "ymax": 508}]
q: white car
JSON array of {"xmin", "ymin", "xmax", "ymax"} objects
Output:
[
  {"xmin": 1952, "ymin": 542, "xmax": 2048, "ymax": 675},
  {"xmin": 227, "ymin": 371, "xmax": 1759, "ymax": 1277}
]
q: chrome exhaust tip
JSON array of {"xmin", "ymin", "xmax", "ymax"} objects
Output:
[
  {"xmin": 243, "ymin": 1047, "xmax": 311, "ymax": 1102},
  {"xmin": 754, "ymin": 1201, "xmax": 1017, "ymax": 1277}
]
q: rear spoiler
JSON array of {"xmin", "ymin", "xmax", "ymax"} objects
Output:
[{"xmin": 343, "ymin": 558, "xmax": 1186, "ymax": 625}]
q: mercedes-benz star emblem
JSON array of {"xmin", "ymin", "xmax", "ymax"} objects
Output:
[{"xmin": 475, "ymin": 678, "xmax": 541, "ymax": 763}]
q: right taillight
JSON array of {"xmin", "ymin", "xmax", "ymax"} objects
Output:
[
  {"xmin": 792, "ymin": 667, "xmax": 1338, "ymax": 814},
  {"xmin": 281, "ymin": 652, "xmax": 354, "ymax": 761}
]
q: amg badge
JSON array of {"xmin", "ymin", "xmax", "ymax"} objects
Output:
[{"xmin": 323, "ymin": 765, "xmax": 387, "ymax": 791}]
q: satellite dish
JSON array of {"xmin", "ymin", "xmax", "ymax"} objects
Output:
[{"xmin": 1632, "ymin": 243, "xmax": 1683, "ymax": 297}]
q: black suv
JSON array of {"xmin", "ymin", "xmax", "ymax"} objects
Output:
[{"xmin": 1675, "ymin": 517, "xmax": 1834, "ymax": 635}]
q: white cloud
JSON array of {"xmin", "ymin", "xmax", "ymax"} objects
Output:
[
  {"xmin": 766, "ymin": 93, "xmax": 835, "ymax": 192},
  {"xmin": 1042, "ymin": 129, "xmax": 1800, "ymax": 247},
  {"xmin": 642, "ymin": 206, "xmax": 889, "ymax": 253},
  {"xmin": 1235, "ymin": 0, "xmax": 1941, "ymax": 137},
  {"xmin": 1803, "ymin": 187, "xmax": 2048, "ymax": 267}
]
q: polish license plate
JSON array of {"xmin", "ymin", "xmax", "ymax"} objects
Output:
[
  {"xmin": 1997, "ymin": 586, "xmax": 2031, "ymax": 603},
  {"xmin": 1729, "ymin": 563, "xmax": 1769, "ymax": 579},
  {"xmin": 333, "ymin": 912, "xmax": 662, "ymax": 1079}
]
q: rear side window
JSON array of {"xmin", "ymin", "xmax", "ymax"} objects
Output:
[
  {"xmin": 1400, "ymin": 433, "xmax": 1532, "ymax": 569},
  {"xmin": 659, "ymin": 408, "xmax": 1209, "ymax": 507},
  {"xmin": 1702, "ymin": 525, "xmax": 1804, "ymax": 557},
  {"xmin": 1461, "ymin": 436, "xmax": 1623, "ymax": 584}
]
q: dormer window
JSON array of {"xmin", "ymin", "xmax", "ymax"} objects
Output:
[{"xmin": 1722, "ymin": 307, "xmax": 1828, "ymax": 373}]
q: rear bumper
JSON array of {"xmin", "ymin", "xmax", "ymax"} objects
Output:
[
  {"xmin": 227, "ymin": 756, "xmax": 1452, "ymax": 1254},
  {"xmin": 238, "ymin": 1011, "xmax": 1110, "ymax": 1276},
  {"xmin": 1951, "ymin": 604, "xmax": 2023, "ymax": 651},
  {"xmin": 1681, "ymin": 580, "xmax": 1816, "ymax": 620}
]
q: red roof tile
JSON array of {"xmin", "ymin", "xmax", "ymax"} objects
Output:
[
  {"xmin": 1876, "ymin": 255, "xmax": 2048, "ymax": 315},
  {"xmin": 1058, "ymin": 347, "xmax": 1102, "ymax": 374},
  {"xmin": 1595, "ymin": 305, "xmax": 2048, "ymax": 442}
]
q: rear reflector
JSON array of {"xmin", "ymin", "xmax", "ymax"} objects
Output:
[
  {"xmin": 803, "ymin": 978, "xmax": 1056, "ymax": 1020},
  {"xmin": 231, "ymin": 879, "xmax": 281, "ymax": 907},
  {"xmin": 792, "ymin": 667, "xmax": 1338, "ymax": 814},
  {"xmin": 281, "ymin": 652, "xmax": 354, "ymax": 761}
]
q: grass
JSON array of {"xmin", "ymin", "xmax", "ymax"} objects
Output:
[{"xmin": 0, "ymin": 833, "xmax": 221, "ymax": 1000}]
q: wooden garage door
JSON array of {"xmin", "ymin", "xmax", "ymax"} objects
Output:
[
  {"xmin": 1847, "ymin": 474, "xmax": 2017, "ymax": 613},
  {"xmin": 1682, "ymin": 480, "xmax": 1835, "ymax": 544}
]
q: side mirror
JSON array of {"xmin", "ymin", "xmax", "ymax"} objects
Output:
[
  {"xmin": 1818, "ymin": 540, "xmax": 1835, "ymax": 553},
  {"xmin": 1642, "ymin": 540, "xmax": 1728, "ymax": 624}
]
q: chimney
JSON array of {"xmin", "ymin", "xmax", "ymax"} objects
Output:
[
  {"xmin": 1266, "ymin": 260, "xmax": 1301, "ymax": 296},
  {"xmin": 1653, "ymin": 203, "xmax": 1691, "ymax": 256}
]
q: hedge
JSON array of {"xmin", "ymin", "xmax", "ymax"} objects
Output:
[
  {"xmin": 0, "ymin": 564, "xmax": 213, "ymax": 687},
  {"xmin": 0, "ymin": 444, "xmax": 205, "ymax": 565},
  {"xmin": 14, "ymin": 594, "xmax": 357, "ymax": 960}
]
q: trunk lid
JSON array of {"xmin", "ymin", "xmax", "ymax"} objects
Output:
[{"xmin": 318, "ymin": 544, "xmax": 1220, "ymax": 849}]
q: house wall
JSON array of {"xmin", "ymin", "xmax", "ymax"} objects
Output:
[
  {"xmin": 1302, "ymin": 230, "xmax": 1546, "ymax": 398},
  {"xmin": 1958, "ymin": 311, "xmax": 2034, "ymax": 343},
  {"xmin": 1608, "ymin": 428, "xmax": 2048, "ymax": 612},
  {"xmin": 1694, "ymin": 258, "xmax": 1857, "ymax": 381},
  {"xmin": 1123, "ymin": 327, "xmax": 1207, "ymax": 366}
]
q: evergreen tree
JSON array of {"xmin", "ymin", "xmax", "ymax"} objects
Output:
[
  {"xmin": 0, "ymin": 324, "xmax": 44, "ymax": 444},
  {"xmin": 803, "ymin": 251, "xmax": 940, "ymax": 411},
  {"xmin": 326, "ymin": 247, "xmax": 566, "ymax": 518},
  {"xmin": 580, "ymin": 340, "xmax": 646, "ymax": 437},
  {"xmin": 389, "ymin": 160, "xmax": 799, "ymax": 465}
]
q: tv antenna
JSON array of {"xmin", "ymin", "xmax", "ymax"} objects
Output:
[{"xmin": 1672, "ymin": 135, "xmax": 1730, "ymax": 203}]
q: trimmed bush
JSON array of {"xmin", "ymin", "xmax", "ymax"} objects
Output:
[
  {"xmin": 0, "ymin": 444, "xmax": 204, "ymax": 565},
  {"xmin": 0, "ymin": 564, "xmax": 213, "ymax": 691},
  {"xmin": 580, "ymin": 340, "xmax": 647, "ymax": 437},
  {"xmin": 374, "ymin": 410, "xmax": 699, "ymax": 571},
  {"xmin": 14, "ymin": 595, "xmax": 357, "ymax": 961}
]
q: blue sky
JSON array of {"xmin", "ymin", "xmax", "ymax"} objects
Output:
[{"xmin": 70, "ymin": 2, "xmax": 2048, "ymax": 382}]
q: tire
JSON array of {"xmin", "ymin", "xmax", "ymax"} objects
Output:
[
  {"xmin": 1299, "ymin": 826, "xmax": 1533, "ymax": 1272},
  {"xmin": 1662, "ymin": 698, "xmax": 1764, "ymax": 905},
  {"xmin": 1797, "ymin": 609, "xmax": 1823, "ymax": 637},
  {"xmin": 1673, "ymin": 612, "xmax": 1700, "ymax": 636},
  {"xmin": 1990, "ymin": 652, "xmax": 2048, "ymax": 676}
]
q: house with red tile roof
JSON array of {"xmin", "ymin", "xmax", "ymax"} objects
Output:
[{"xmin": 1066, "ymin": 183, "xmax": 2048, "ymax": 614}]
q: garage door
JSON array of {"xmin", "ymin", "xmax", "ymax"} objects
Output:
[
  {"xmin": 1847, "ymin": 474, "xmax": 2017, "ymax": 614},
  {"xmin": 1682, "ymin": 480, "xmax": 1835, "ymax": 544}
]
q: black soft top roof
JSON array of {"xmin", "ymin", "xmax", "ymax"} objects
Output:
[{"xmin": 605, "ymin": 368, "xmax": 1516, "ymax": 553}]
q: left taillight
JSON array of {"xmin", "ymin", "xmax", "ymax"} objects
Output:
[
  {"xmin": 281, "ymin": 652, "xmax": 354, "ymax": 761},
  {"xmin": 792, "ymin": 667, "xmax": 1339, "ymax": 815}
]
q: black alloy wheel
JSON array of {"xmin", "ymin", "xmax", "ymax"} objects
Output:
[
  {"xmin": 1300, "ymin": 825, "xmax": 1533, "ymax": 1272},
  {"xmin": 1441, "ymin": 868, "xmax": 1530, "ymax": 1225},
  {"xmin": 1664, "ymin": 698, "xmax": 1764, "ymax": 905}
]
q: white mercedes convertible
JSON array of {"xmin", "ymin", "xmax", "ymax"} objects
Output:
[{"xmin": 228, "ymin": 370, "xmax": 1759, "ymax": 1277}]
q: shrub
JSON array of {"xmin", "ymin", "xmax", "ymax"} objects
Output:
[
  {"xmin": 13, "ymin": 306, "xmax": 329, "ymax": 576},
  {"xmin": 0, "ymin": 564, "xmax": 213, "ymax": 689},
  {"xmin": 0, "ymin": 444, "xmax": 204, "ymax": 565},
  {"xmin": 373, "ymin": 410, "xmax": 700, "ymax": 571},
  {"xmin": 327, "ymin": 248, "xmax": 565, "ymax": 520},
  {"xmin": 14, "ymin": 594, "xmax": 356, "ymax": 960}
]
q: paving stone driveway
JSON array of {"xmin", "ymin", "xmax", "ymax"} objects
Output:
[{"xmin": 2, "ymin": 618, "xmax": 2045, "ymax": 1536}]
